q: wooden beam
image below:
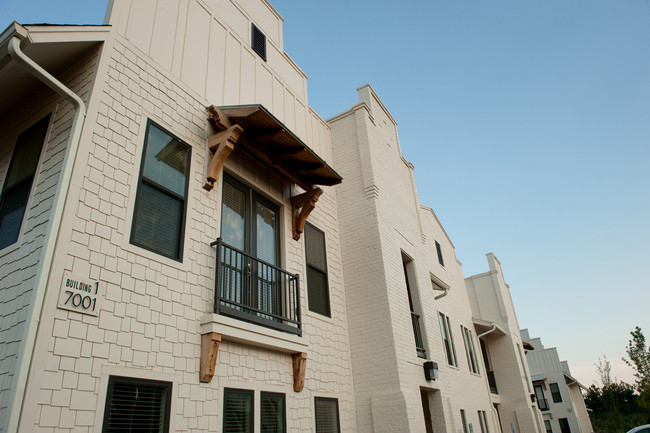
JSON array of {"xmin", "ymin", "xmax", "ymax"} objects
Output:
[
  {"xmin": 203, "ymin": 124, "xmax": 244, "ymax": 191},
  {"xmin": 200, "ymin": 332, "xmax": 221, "ymax": 383},
  {"xmin": 207, "ymin": 105, "xmax": 233, "ymax": 131},
  {"xmin": 293, "ymin": 352, "xmax": 307, "ymax": 392},
  {"xmin": 291, "ymin": 188, "xmax": 323, "ymax": 240}
]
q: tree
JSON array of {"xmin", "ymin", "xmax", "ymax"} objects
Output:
[{"xmin": 624, "ymin": 326, "xmax": 650, "ymax": 397}]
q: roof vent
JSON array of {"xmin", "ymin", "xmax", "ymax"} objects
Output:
[{"xmin": 251, "ymin": 23, "xmax": 266, "ymax": 61}]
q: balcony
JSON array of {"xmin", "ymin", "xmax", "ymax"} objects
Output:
[
  {"xmin": 487, "ymin": 369, "xmax": 499, "ymax": 394},
  {"xmin": 212, "ymin": 238, "xmax": 301, "ymax": 335},
  {"xmin": 411, "ymin": 312, "xmax": 427, "ymax": 358}
]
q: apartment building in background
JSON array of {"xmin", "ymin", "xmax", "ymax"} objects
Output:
[
  {"xmin": 466, "ymin": 253, "xmax": 545, "ymax": 433},
  {"xmin": 0, "ymin": 0, "xmax": 564, "ymax": 432},
  {"xmin": 520, "ymin": 330, "xmax": 594, "ymax": 433}
]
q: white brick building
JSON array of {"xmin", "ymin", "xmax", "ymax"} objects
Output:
[
  {"xmin": 0, "ymin": 1, "xmax": 572, "ymax": 432},
  {"xmin": 520, "ymin": 330, "xmax": 594, "ymax": 433}
]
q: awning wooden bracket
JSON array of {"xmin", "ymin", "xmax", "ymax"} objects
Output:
[
  {"xmin": 203, "ymin": 124, "xmax": 243, "ymax": 191},
  {"xmin": 293, "ymin": 352, "xmax": 307, "ymax": 392},
  {"xmin": 199, "ymin": 332, "xmax": 221, "ymax": 383},
  {"xmin": 291, "ymin": 187, "xmax": 323, "ymax": 240}
]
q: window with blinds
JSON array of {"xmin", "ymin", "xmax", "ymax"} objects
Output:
[
  {"xmin": 305, "ymin": 223, "xmax": 330, "ymax": 316},
  {"xmin": 314, "ymin": 397, "xmax": 340, "ymax": 433},
  {"xmin": 439, "ymin": 313, "xmax": 458, "ymax": 366},
  {"xmin": 131, "ymin": 120, "xmax": 190, "ymax": 260},
  {"xmin": 101, "ymin": 376, "xmax": 172, "ymax": 433},
  {"xmin": 223, "ymin": 388, "xmax": 253, "ymax": 433},
  {"xmin": 261, "ymin": 392, "xmax": 285, "ymax": 433},
  {"xmin": 0, "ymin": 114, "xmax": 49, "ymax": 250},
  {"xmin": 550, "ymin": 383, "xmax": 563, "ymax": 403},
  {"xmin": 462, "ymin": 325, "xmax": 480, "ymax": 374}
]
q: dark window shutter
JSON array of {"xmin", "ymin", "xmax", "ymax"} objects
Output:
[
  {"xmin": 251, "ymin": 24, "xmax": 266, "ymax": 61},
  {"xmin": 102, "ymin": 376, "xmax": 172, "ymax": 433}
]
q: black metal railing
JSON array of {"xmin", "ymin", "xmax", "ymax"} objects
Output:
[
  {"xmin": 487, "ymin": 370, "xmax": 499, "ymax": 394},
  {"xmin": 212, "ymin": 238, "xmax": 301, "ymax": 335},
  {"xmin": 411, "ymin": 312, "xmax": 427, "ymax": 358}
]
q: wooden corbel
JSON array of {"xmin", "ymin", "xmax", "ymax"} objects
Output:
[
  {"xmin": 207, "ymin": 105, "xmax": 233, "ymax": 131},
  {"xmin": 291, "ymin": 188, "xmax": 323, "ymax": 240},
  {"xmin": 203, "ymin": 124, "xmax": 244, "ymax": 191},
  {"xmin": 200, "ymin": 332, "xmax": 221, "ymax": 383},
  {"xmin": 293, "ymin": 352, "xmax": 307, "ymax": 392}
]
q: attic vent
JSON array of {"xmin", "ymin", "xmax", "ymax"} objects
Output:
[{"xmin": 251, "ymin": 23, "xmax": 266, "ymax": 61}]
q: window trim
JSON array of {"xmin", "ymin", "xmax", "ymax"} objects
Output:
[
  {"xmin": 101, "ymin": 375, "xmax": 172, "ymax": 433},
  {"xmin": 0, "ymin": 114, "xmax": 50, "ymax": 251},
  {"xmin": 462, "ymin": 325, "xmax": 480, "ymax": 374},
  {"xmin": 439, "ymin": 312, "xmax": 458, "ymax": 367},
  {"xmin": 223, "ymin": 388, "xmax": 254, "ymax": 433},
  {"xmin": 460, "ymin": 409, "xmax": 469, "ymax": 433},
  {"xmin": 549, "ymin": 382, "xmax": 562, "ymax": 403},
  {"xmin": 304, "ymin": 222, "xmax": 331, "ymax": 317},
  {"xmin": 314, "ymin": 397, "xmax": 341, "ymax": 433},
  {"xmin": 261, "ymin": 391, "xmax": 286, "ymax": 433},
  {"xmin": 130, "ymin": 120, "xmax": 191, "ymax": 261},
  {"xmin": 435, "ymin": 240, "xmax": 444, "ymax": 266}
]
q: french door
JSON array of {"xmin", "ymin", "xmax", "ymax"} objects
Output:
[{"xmin": 220, "ymin": 175, "xmax": 281, "ymax": 318}]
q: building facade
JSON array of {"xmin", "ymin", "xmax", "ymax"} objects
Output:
[
  {"xmin": 466, "ymin": 253, "xmax": 544, "ymax": 433},
  {"xmin": 0, "ymin": 1, "xmax": 580, "ymax": 432},
  {"xmin": 520, "ymin": 330, "xmax": 594, "ymax": 433}
]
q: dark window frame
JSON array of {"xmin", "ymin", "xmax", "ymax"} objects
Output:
[
  {"xmin": 304, "ymin": 222, "xmax": 331, "ymax": 317},
  {"xmin": 0, "ymin": 114, "xmax": 50, "ymax": 250},
  {"xmin": 314, "ymin": 397, "xmax": 341, "ymax": 433},
  {"xmin": 558, "ymin": 418, "xmax": 571, "ymax": 433},
  {"xmin": 223, "ymin": 388, "xmax": 254, "ymax": 433},
  {"xmin": 101, "ymin": 375, "xmax": 172, "ymax": 433},
  {"xmin": 439, "ymin": 312, "xmax": 458, "ymax": 366},
  {"xmin": 462, "ymin": 325, "xmax": 480, "ymax": 374},
  {"xmin": 550, "ymin": 382, "xmax": 563, "ymax": 403},
  {"xmin": 544, "ymin": 420, "xmax": 553, "ymax": 433},
  {"xmin": 261, "ymin": 391, "xmax": 286, "ymax": 433},
  {"xmin": 435, "ymin": 241, "xmax": 444, "ymax": 266},
  {"xmin": 460, "ymin": 409, "xmax": 469, "ymax": 433},
  {"xmin": 130, "ymin": 120, "xmax": 191, "ymax": 261}
]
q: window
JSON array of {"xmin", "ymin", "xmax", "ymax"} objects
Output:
[
  {"xmin": 534, "ymin": 383, "xmax": 549, "ymax": 411},
  {"xmin": 460, "ymin": 409, "xmax": 468, "ymax": 433},
  {"xmin": 0, "ymin": 115, "xmax": 49, "ymax": 250},
  {"xmin": 439, "ymin": 313, "xmax": 458, "ymax": 366},
  {"xmin": 261, "ymin": 392, "xmax": 285, "ymax": 433},
  {"xmin": 315, "ymin": 397, "xmax": 340, "ymax": 433},
  {"xmin": 251, "ymin": 23, "xmax": 266, "ymax": 61},
  {"xmin": 558, "ymin": 418, "xmax": 571, "ymax": 433},
  {"xmin": 544, "ymin": 420, "xmax": 553, "ymax": 433},
  {"xmin": 462, "ymin": 326, "xmax": 480, "ymax": 374},
  {"xmin": 224, "ymin": 388, "xmax": 254, "ymax": 433},
  {"xmin": 435, "ymin": 241, "xmax": 444, "ymax": 266},
  {"xmin": 305, "ymin": 223, "xmax": 330, "ymax": 316},
  {"xmin": 131, "ymin": 121, "xmax": 190, "ymax": 260},
  {"xmin": 404, "ymin": 255, "xmax": 426, "ymax": 358},
  {"xmin": 101, "ymin": 376, "xmax": 172, "ymax": 433},
  {"xmin": 478, "ymin": 410, "xmax": 490, "ymax": 433},
  {"xmin": 550, "ymin": 382, "xmax": 562, "ymax": 403}
]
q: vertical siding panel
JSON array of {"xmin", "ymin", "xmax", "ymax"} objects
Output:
[
  {"xmin": 125, "ymin": 0, "xmax": 156, "ymax": 53},
  {"xmin": 223, "ymin": 34, "xmax": 242, "ymax": 105},
  {"xmin": 239, "ymin": 51, "xmax": 255, "ymax": 104},
  {"xmin": 181, "ymin": 1, "xmax": 211, "ymax": 94},
  {"xmin": 256, "ymin": 65, "xmax": 273, "ymax": 111},
  {"xmin": 150, "ymin": 0, "xmax": 179, "ymax": 70},
  {"xmin": 206, "ymin": 18, "xmax": 227, "ymax": 106}
]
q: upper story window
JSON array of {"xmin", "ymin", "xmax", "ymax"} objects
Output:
[
  {"xmin": 0, "ymin": 114, "xmax": 49, "ymax": 250},
  {"xmin": 403, "ymin": 255, "xmax": 426, "ymax": 358},
  {"xmin": 534, "ymin": 383, "xmax": 549, "ymax": 411},
  {"xmin": 435, "ymin": 241, "xmax": 444, "ymax": 266},
  {"xmin": 305, "ymin": 222, "xmax": 330, "ymax": 317},
  {"xmin": 439, "ymin": 312, "xmax": 458, "ymax": 366},
  {"xmin": 550, "ymin": 382, "xmax": 563, "ymax": 403},
  {"xmin": 461, "ymin": 325, "xmax": 480, "ymax": 374},
  {"xmin": 131, "ymin": 121, "xmax": 190, "ymax": 260}
]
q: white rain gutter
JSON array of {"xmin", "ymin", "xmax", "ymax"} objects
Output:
[
  {"xmin": 6, "ymin": 25, "xmax": 86, "ymax": 433},
  {"xmin": 478, "ymin": 324, "xmax": 498, "ymax": 339},
  {"xmin": 434, "ymin": 287, "xmax": 449, "ymax": 300}
]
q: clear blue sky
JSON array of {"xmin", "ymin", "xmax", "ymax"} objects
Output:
[{"xmin": 2, "ymin": 0, "xmax": 649, "ymax": 387}]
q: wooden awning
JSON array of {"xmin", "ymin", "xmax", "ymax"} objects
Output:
[{"xmin": 205, "ymin": 104, "xmax": 342, "ymax": 192}]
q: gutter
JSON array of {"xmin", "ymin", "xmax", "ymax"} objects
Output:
[
  {"xmin": 434, "ymin": 287, "xmax": 449, "ymax": 300},
  {"xmin": 5, "ymin": 23, "xmax": 86, "ymax": 433}
]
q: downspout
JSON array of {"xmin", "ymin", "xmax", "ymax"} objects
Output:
[
  {"xmin": 478, "ymin": 324, "xmax": 498, "ymax": 339},
  {"xmin": 434, "ymin": 287, "xmax": 448, "ymax": 300},
  {"xmin": 6, "ymin": 30, "xmax": 86, "ymax": 433}
]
